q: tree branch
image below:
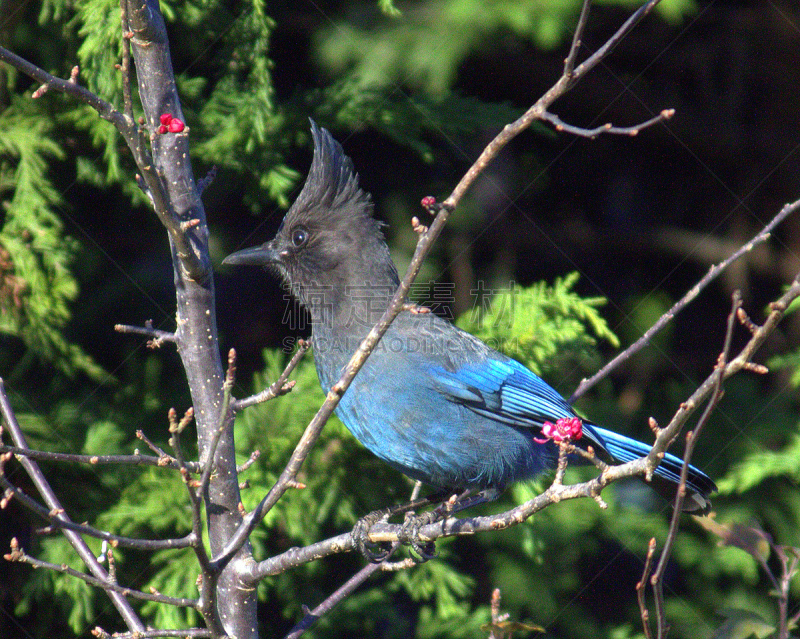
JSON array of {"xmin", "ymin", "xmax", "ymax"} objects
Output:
[
  {"xmin": 0, "ymin": 466, "xmax": 196, "ymax": 551},
  {"xmin": 0, "ymin": 444, "xmax": 199, "ymax": 472},
  {"xmin": 233, "ymin": 340, "xmax": 309, "ymax": 411},
  {"xmin": 570, "ymin": 196, "xmax": 800, "ymax": 403},
  {"xmin": 0, "ymin": 47, "xmax": 127, "ymax": 127},
  {"xmin": 92, "ymin": 629, "xmax": 211, "ymax": 639},
  {"xmin": 283, "ymin": 544, "xmax": 402, "ymax": 639},
  {"xmin": 647, "ymin": 292, "xmax": 740, "ymax": 638},
  {"xmin": 541, "ymin": 108, "xmax": 674, "ymax": 138},
  {"xmin": 4, "ymin": 538, "xmax": 198, "ymax": 608},
  {"xmin": 0, "ymin": 381, "xmax": 147, "ymax": 632},
  {"xmin": 115, "ymin": 322, "xmax": 178, "ymax": 346}
]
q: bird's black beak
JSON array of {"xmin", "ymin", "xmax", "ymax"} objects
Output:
[{"xmin": 222, "ymin": 241, "xmax": 283, "ymax": 266}]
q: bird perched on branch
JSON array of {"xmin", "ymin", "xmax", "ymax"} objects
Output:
[{"xmin": 224, "ymin": 121, "xmax": 716, "ymax": 522}]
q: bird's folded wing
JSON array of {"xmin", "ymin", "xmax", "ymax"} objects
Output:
[{"xmin": 427, "ymin": 357, "xmax": 576, "ymax": 428}]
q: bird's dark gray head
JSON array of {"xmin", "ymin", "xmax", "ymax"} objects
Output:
[{"xmin": 224, "ymin": 121, "xmax": 400, "ymax": 316}]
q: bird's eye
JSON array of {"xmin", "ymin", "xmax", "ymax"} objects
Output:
[{"xmin": 291, "ymin": 227, "xmax": 309, "ymax": 248}]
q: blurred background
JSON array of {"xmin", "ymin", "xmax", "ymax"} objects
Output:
[{"xmin": 2, "ymin": 0, "xmax": 800, "ymax": 637}]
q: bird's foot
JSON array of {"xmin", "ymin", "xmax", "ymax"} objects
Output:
[
  {"xmin": 352, "ymin": 508, "xmax": 393, "ymax": 563},
  {"xmin": 397, "ymin": 509, "xmax": 440, "ymax": 563}
]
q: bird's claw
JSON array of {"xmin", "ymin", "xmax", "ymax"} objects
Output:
[
  {"xmin": 353, "ymin": 509, "xmax": 393, "ymax": 563},
  {"xmin": 398, "ymin": 510, "xmax": 440, "ymax": 563}
]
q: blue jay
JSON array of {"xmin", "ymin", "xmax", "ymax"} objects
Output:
[{"xmin": 224, "ymin": 122, "xmax": 715, "ymax": 520}]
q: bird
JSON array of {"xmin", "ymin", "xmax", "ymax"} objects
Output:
[{"xmin": 224, "ymin": 121, "xmax": 716, "ymax": 522}]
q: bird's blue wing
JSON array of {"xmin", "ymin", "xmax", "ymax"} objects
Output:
[
  {"xmin": 428, "ymin": 356, "xmax": 576, "ymax": 428},
  {"xmin": 426, "ymin": 353, "xmax": 717, "ymax": 509}
]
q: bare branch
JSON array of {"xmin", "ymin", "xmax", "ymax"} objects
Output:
[
  {"xmin": 570, "ymin": 196, "xmax": 800, "ymax": 403},
  {"xmin": 0, "ymin": 381, "xmax": 146, "ymax": 631},
  {"xmin": 4, "ymin": 539, "xmax": 198, "ymax": 607},
  {"xmin": 444, "ymin": 0, "xmax": 663, "ymax": 207},
  {"xmin": 0, "ymin": 470, "xmax": 196, "ymax": 551},
  {"xmin": 137, "ymin": 428, "xmax": 171, "ymax": 459},
  {"xmin": 115, "ymin": 322, "xmax": 178, "ymax": 346},
  {"xmin": 233, "ymin": 340, "xmax": 310, "ymax": 411},
  {"xmin": 541, "ymin": 108, "xmax": 674, "ymax": 138},
  {"xmin": 197, "ymin": 165, "xmax": 218, "ymax": 195},
  {"xmin": 283, "ymin": 544, "xmax": 401, "ymax": 639},
  {"xmin": 649, "ymin": 292, "xmax": 741, "ymax": 637},
  {"xmin": 637, "ymin": 537, "xmax": 657, "ymax": 639},
  {"xmin": 93, "ymin": 629, "xmax": 211, "ymax": 639},
  {"xmin": 0, "ymin": 47, "xmax": 127, "ymax": 127},
  {"xmin": 0, "ymin": 444, "xmax": 199, "ymax": 472},
  {"xmin": 119, "ymin": 0, "xmax": 134, "ymax": 121},
  {"xmin": 563, "ymin": 0, "xmax": 593, "ymax": 78}
]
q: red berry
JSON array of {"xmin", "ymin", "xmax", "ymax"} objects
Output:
[
  {"xmin": 168, "ymin": 118, "xmax": 185, "ymax": 133},
  {"xmin": 158, "ymin": 124, "xmax": 168, "ymax": 134},
  {"xmin": 159, "ymin": 113, "xmax": 173, "ymax": 125}
]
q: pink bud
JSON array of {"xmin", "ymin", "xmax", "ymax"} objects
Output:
[
  {"xmin": 534, "ymin": 417, "xmax": 583, "ymax": 444},
  {"xmin": 168, "ymin": 118, "xmax": 185, "ymax": 133},
  {"xmin": 158, "ymin": 124, "xmax": 168, "ymax": 134},
  {"xmin": 160, "ymin": 113, "xmax": 173, "ymax": 125},
  {"xmin": 421, "ymin": 196, "xmax": 436, "ymax": 208}
]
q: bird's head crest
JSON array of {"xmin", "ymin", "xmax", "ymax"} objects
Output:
[{"xmin": 285, "ymin": 120, "xmax": 374, "ymax": 228}]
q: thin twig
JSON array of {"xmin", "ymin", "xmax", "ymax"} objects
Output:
[
  {"xmin": 237, "ymin": 450, "xmax": 261, "ymax": 473},
  {"xmin": 234, "ymin": 340, "xmax": 310, "ymax": 411},
  {"xmin": 115, "ymin": 322, "xmax": 178, "ymax": 345},
  {"xmin": 92, "ymin": 629, "xmax": 211, "ymax": 639},
  {"xmin": 0, "ymin": 381, "xmax": 146, "ymax": 632},
  {"xmin": 0, "ymin": 444, "xmax": 199, "ymax": 472},
  {"xmin": 563, "ymin": 0, "xmax": 593, "ymax": 78},
  {"xmin": 444, "ymin": 0, "xmax": 663, "ymax": 208},
  {"xmin": 651, "ymin": 292, "xmax": 740, "ymax": 637},
  {"xmin": 283, "ymin": 544, "xmax": 401, "ymax": 639},
  {"xmin": 198, "ymin": 349, "xmax": 236, "ymax": 495},
  {"xmin": 0, "ymin": 472, "xmax": 195, "ymax": 550},
  {"xmin": 4, "ymin": 540, "xmax": 197, "ymax": 607},
  {"xmin": 637, "ymin": 537, "xmax": 657, "ymax": 639},
  {"xmin": 165, "ymin": 401, "xmax": 225, "ymax": 635},
  {"xmin": 541, "ymin": 109, "xmax": 674, "ymax": 138},
  {"xmin": 136, "ymin": 428, "xmax": 171, "ymax": 459},
  {"xmin": 0, "ymin": 46, "xmax": 127, "ymax": 127},
  {"xmin": 119, "ymin": 0, "xmax": 134, "ymax": 121},
  {"xmin": 570, "ymin": 197, "xmax": 800, "ymax": 403},
  {"xmin": 197, "ymin": 165, "xmax": 218, "ymax": 195}
]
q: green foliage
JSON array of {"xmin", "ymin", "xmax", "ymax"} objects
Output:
[
  {"xmin": 314, "ymin": 0, "xmax": 697, "ymax": 96},
  {"xmin": 457, "ymin": 271, "xmax": 619, "ymax": 376},
  {"xmin": 141, "ymin": 549, "xmax": 203, "ymax": 629},
  {"xmin": 717, "ymin": 432, "xmax": 800, "ymax": 495},
  {"xmin": 309, "ymin": 80, "xmax": 527, "ymax": 163},
  {"xmin": 190, "ymin": 1, "xmax": 302, "ymax": 211},
  {"xmin": 710, "ymin": 609, "xmax": 776, "ymax": 639},
  {"xmin": 0, "ymin": 99, "xmax": 110, "ymax": 382}
]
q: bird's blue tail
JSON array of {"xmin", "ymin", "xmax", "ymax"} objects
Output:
[{"xmin": 589, "ymin": 425, "xmax": 717, "ymax": 513}]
